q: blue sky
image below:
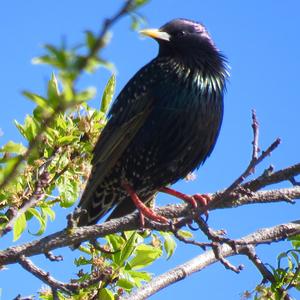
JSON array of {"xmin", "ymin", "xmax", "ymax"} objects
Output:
[{"xmin": 1, "ymin": 0, "xmax": 300, "ymax": 299}]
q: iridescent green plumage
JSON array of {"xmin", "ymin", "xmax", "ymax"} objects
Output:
[{"xmin": 77, "ymin": 18, "xmax": 228, "ymax": 226}]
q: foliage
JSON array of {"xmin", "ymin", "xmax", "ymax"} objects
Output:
[
  {"xmin": 243, "ymin": 239, "xmax": 300, "ymax": 300},
  {"xmin": 0, "ymin": 1, "xmax": 179, "ymax": 298},
  {"xmin": 1, "ymin": 1, "xmax": 300, "ymax": 299}
]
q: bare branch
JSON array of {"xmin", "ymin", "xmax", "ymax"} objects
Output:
[
  {"xmin": 18, "ymin": 256, "xmax": 76, "ymax": 294},
  {"xmin": 122, "ymin": 221, "xmax": 300, "ymax": 300},
  {"xmin": 223, "ymin": 137, "xmax": 281, "ymax": 197},
  {"xmin": 45, "ymin": 251, "xmax": 63, "ymax": 262},
  {"xmin": 242, "ymin": 245, "xmax": 275, "ymax": 283},
  {"xmin": 244, "ymin": 163, "xmax": 300, "ymax": 191},
  {"xmin": 251, "ymin": 109, "xmax": 260, "ymax": 161}
]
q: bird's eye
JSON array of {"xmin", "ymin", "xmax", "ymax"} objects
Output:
[
  {"xmin": 173, "ymin": 30, "xmax": 186, "ymax": 38},
  {"xmin": 178, "ymin": 31, "xmax": 186, "ymax": 37}
]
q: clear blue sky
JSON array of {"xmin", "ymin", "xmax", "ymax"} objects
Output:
[{"xmin": 1, "ymin": 0, "xmax": 300, "ymax": 299}]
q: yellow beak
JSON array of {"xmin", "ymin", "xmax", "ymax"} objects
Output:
[{"xmin": 139, "ymin": 28, "xmax": 170, "ymax": 41}]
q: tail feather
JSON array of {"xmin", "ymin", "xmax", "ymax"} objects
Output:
[{"xmin": 77, "ymin": 190, "xmax": 120, "ymax": 227}]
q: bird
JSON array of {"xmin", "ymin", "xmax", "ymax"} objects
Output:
[{"xmin": 76, "ymin": 18, "xmax": 228, "ymax": 227}]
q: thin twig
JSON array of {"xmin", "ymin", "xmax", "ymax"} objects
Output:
[
  {"xmin": 45, "ymin": 251, "xmax": 63, "ymax": 262},
  {"xmin": 192, "ymin": 216, "xmax": 242, "ymax": 272},
  {"xmin": 289, "ymin": 176, "xmax": 300, "ymax": 186},
  {"xmin": 243, "ymin": 163, "xmax": 300, "ymax": 192},
  {"xmin": 18, "ymin": 256, "xmax": 77, "ymax": 294},
  {"xmin": 0, "ymin": 166, "xmax": 51, "ymax": 237},
  {"xmin": 170, "ymin": 223, "xmax": 211, "ymax": 250},
  {"xmin": 251, "ymin": 109, "xmax": 260, "ymax": 161},
  {"xmin": 209, "ymin": 137, "xmax": 281, "ymax": 211},
  {"xmin": 13, "ymin": 295, "xmax": 34, "ymax": 300},
  {"xmin": 75, "ymin": 0, "xmax": 135, "ymax": 72},
  {"xmin": 212, "ymin": 242, "xmax": 243, "ymax": 273},
  {"xmin": 226, "ymin": 138, "xmax": 280, "ymax": 195},
  {"xmin": 242, "ymin": 245, "xmax": 275, "ymax": 283}
]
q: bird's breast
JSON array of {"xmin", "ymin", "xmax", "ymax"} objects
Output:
[{"xmin": 125, "ymin": 61, "xmax": 224, "ymax": 186}]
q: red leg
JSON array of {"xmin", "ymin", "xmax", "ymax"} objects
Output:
[
  {"xmin": 122, "ymin": 182, "xmax": 168, "ymax": 225},
  {"xmin": 159, "ymin": 187, "xmax": 197, "ymax": 208},
  {"xmin": 159, "ymin": 187, "xmax": 211, "ymax": 217}
]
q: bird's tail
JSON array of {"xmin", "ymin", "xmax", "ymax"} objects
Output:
[{"xmin": 76, "ymin": 189, "xmax": 118, "ymax": 227}]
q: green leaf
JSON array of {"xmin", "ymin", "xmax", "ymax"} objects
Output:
[
  {"xmin": 290, "ymin": 251, "xmax": 299, "ymax": 264},
  {"xmin": 13, "ymin": 213, "xmax": 27, "ymax": 241},
  {"xmin": 177, "ymin": 229, "xmax": 193, "ymax": 239},
  {"xmin": 130, "ymin": 13, "xmax": 147, "ymax": 31},
  {"xmin": 74, "ymin": 256, "xmax": 92, "ymax": 267},
  {"xmin": 61, "ymin": 77, "xmax": 75, "ymax": 102},
  {"xmin": 85, "ymin": 30, "xmax": 97, "ymax": 50},
  {"xmin": 22, "ymin": 91, "xmax": 52, "ymax": 110},
  {"xmin": 57, "ymin": 174, "xmax": 80, "ymax": 208},
  {"xmin": 160, "ymin": 231, "xmax": 176, "ymax": 259},
  {"xmin": 129, "ymin": 244, "xmax": 162, "ymax": 270},
  {"xmin": 128, "ymin": 270, "xmax": 151, "ymax": 282},
  {"xmin": 57, "ymin": 135, "xmax": 78, "ymax": 145},
  {"xmin": 289, "ymin": 235, "xmax": 300, "ymax": 249},
  {"xmin": 98, "ymin": 288, "xmax": 114, "ymax": 300},
  {"xmin": 119, "ymin": 231, "xmax": 137, "ymax": 266},
  {"xmin": 101, "ymin": 74, "xmax": 115, "ymax": 113},
  {"xmin": 106, "ymin": 234, "xmax": 125, "ymax": 252},
  {"xmin": 41, "ymin": 206, "xmax": 56, "ymax": 222},
  {"xmin": 75, "ymin": 87, "xmax": 96, "ymax": 103},
  {"xmin": 105, "ymin": 234, "xmax": 124, "ymax": 264},
  {"xmin": 15, "ymin": 115, "xmax": 39, "ymax": 142},
  {"xmin": 43, "ymin": 44, "xmax": 68, "ymax": 69},
  {"xmin": 0, "ymin": 141, "xmax": 27, "ymax": 155},
  {"xmin": 117, "ymin": 278, "xmax": 135, "ymax": 290},
  {"xmin": 26, "ymin": 208, "xmax": 47, "ymax": 236},
  {"xmin": 131, "ymin": 0, "xmax": 150, "ymax": 10},
  {"xmin": 47, "ymin": 73, "xmax": 61, "ymax": 108},
  {"xmin": 32, "ymin": 55, "xmax": 59, "ymax": 67}
]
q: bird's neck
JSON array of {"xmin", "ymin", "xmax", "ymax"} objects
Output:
[{"xmin": 156, "ymin": 56, "xmax": 228, "ymax": 94}]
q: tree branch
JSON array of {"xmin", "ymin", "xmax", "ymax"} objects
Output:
[
  {"xmin": 18, "ymin": 256, "xmax": 77, "ymax": 294},
  {"xmin": 122, "ymin": 221, "xmax": 300, "ymax": 300},
  {"xmin": 0, "ymin": 148, "xmax": 59, "ymax": 237},
  {"xmin": 0, "ymin": 186, "xmax": 300, "ymax": 266}
]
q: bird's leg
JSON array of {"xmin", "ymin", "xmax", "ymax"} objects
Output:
[
  {"xmin": 121, "ymin": 182, "xmax": 169, "ymax": 225},
  {"xmin": 159, "ymin": 187, "xmax": 197, "ymax": 208},
  {"xmin": 159, "ymin": 187, "xmax": 211, "ymax": 217}
]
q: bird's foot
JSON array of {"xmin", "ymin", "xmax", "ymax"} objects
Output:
[
  {"xmin": 192, "ymin": 194, "xmax": 211, "ymax": 220},
  {"xmin": 160, "ymin": 187, "xmax": 211, "ymax": 219},
  {"xmin": 122, "ymin": 182, "xmax": 168, "ymax": 226}
]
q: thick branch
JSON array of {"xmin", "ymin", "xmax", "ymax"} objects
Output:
[
  {"xmin": 123, "ymin": 221, "xmax": 300, "ymax": 300},
  {"xmin": 0, "ymin": 187, "xmax": 300, "ymax": 266}
]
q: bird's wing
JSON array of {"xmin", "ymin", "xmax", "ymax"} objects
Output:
[{"xmin": 79, "ymin": 64, "xmax": 157, "ymax": 207}]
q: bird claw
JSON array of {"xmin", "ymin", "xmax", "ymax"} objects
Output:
[
  {"xmin": 159, "ymin": 186, "xmax": 210, "ymax": 219},
  {"xmin": 192, "ymin": 194, "xmax": 211, "ymax": 220},
  {"xmin": 122, "ymin": 182, "xmax": 169, "ymax": 225}
]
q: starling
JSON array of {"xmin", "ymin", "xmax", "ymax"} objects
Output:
[{"xmin": 77, "ymin": 18, "xmax": 228, "ymax": 227}]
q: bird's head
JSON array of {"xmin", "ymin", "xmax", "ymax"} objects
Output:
[{"xmin": 140, "ymin": 18, "xmax": 226, "ymax": 72}]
